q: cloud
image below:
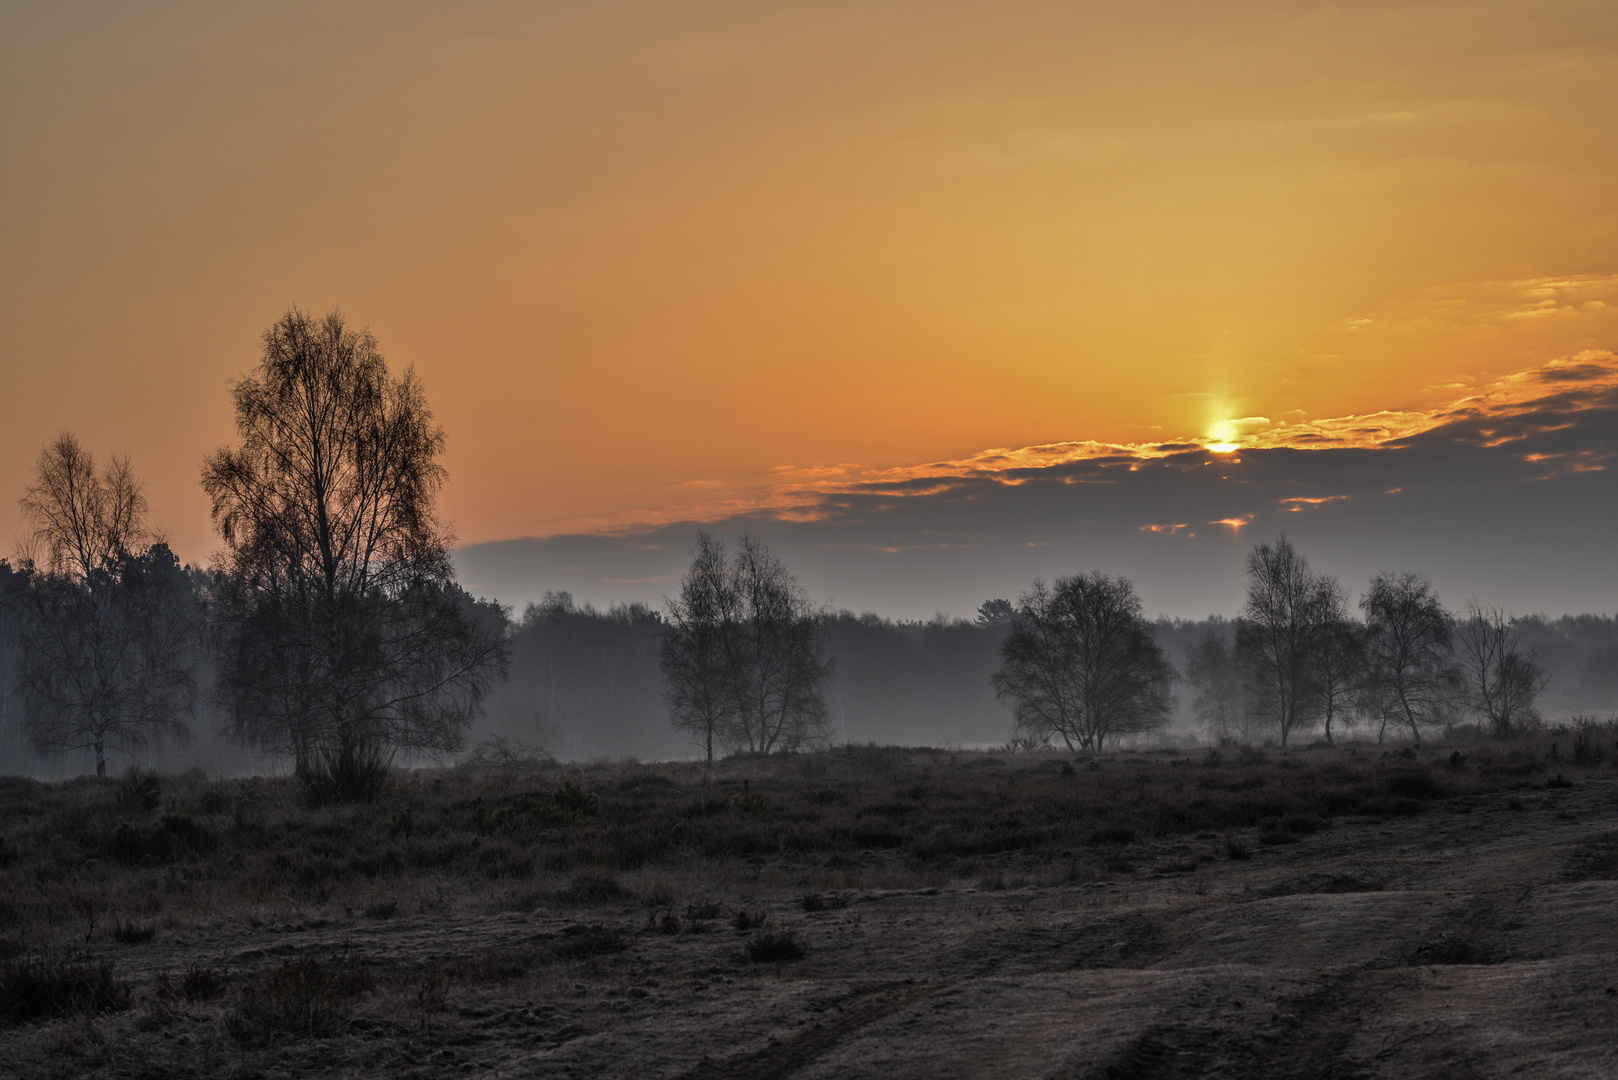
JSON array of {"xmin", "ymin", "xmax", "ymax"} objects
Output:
[{"xmin": 455, "ymin": 351, "xmax": 1618, "ymax": 621}]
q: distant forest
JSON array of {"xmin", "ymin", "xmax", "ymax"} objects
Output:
[
  {"xmin": 478, "ymin": 599, "xmax": 1618, "ymax": 761},
  {"xmin": 7, "ymin": 581, "xmax": 1611, "ymax": 774}
]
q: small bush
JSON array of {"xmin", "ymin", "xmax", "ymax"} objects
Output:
[
  {"xmin": 746, "ymin": 931, "xmax": 805, "ymax": 963},
  {"xmin": 109, "ymin": 812, "xmax": 213, "ymax": 864},
  {"xmin": 182, "ymin": 964, "xmax": 227, "ymax": 1002},
  {"xmin": 197, "ymin": 784, "xmax": 232, "ymax": 814},
  {"xmin": 729, "ymin": 780, "xmax": 771, "ymax": 816},
  {"xmin": 1571, "ymin": 718, "xmax": 1609, "ymax": 763},
  {"xmin": 298, "ymin": 737, "xmax": 391, "ymax": 807},
  {"xmin": 385, "ymin": 807, "xmax": 415, "ymax": 838},
  {"xmin": 799, "ymin": 893, "xmax": 847, "ymax": 913},
  {"xmin": 0, "ymin": 956, "xmax": 128, "ymax": 1024},
  {"xmin": 1386, "ymin": 771, "xmax": 1446, "ymax": 800},
  {"xmin": 228, "ymin": 955, "xmax": 373, "ymax": 1043},
  {"xmin": 116, "ymin": 768, "xmax": 164, "ymax": 816},
  {"xmin": 111, "ymin": 922, "xmax": 155, "ymax": 945},
  {"xmin": 549, "ymin": 782, "xmax": 600, "ymax": 824},
  {"xmin": 461, "ymin": 735, "xmax": 552, "ymax": 770},
  {"xmin": 734, "ymin": 910, "xmax": 767, "ymax": 931},
  {"xmin": 160, "ymin": 964, "xmax": 227, "ymax": 1003},
  {"xmin": 556, "ymin": 871, "xmax": 628, "ymax": 905},
  {"xmin": 552, "ymin": 924, "xmax": 625, "ymax": 961}
]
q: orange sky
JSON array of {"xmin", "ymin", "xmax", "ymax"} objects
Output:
[{"xmin": 2, "ymin": 1, "xmax": 1616, "ymax": 566}]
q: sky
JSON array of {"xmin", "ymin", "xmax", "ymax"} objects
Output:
[{"xmin": 2, "ymin": 1, "xmax": 1616, "ymax": 618}]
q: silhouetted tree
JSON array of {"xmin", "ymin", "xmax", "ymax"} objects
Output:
[
  {"xmin": 1312, "ymin": 580, "xmax": 1362, "ymax": 745},
  {"xmin": 1360, "ymin": 571, "xmax": 1460, "ymax": 742},
  {"xmin": 726, "ymin": 536, "xmax": 831, "ymax": 753},
  {"xmin": 201, "ymin": 308, "xmax": 507, "ymax": 796},
  {"xmin": 9, "ymin": 436, "xmax": 196, "ymax": 776},
  {"xmin": 1457, "ymin": 604, "xmax": 1547, "ymax": 736},
  {"xmin": 992, "ymin": 573, "xmax": 1174, "ymax": 751},
  {"xmin": 1235, "ymin": 536, "xmax": 1344, "ymax": 746},
  {"xmin": 1184, "ymin": 630, "xmax": 1248, "ymax": 742},
  {"xmin": 975, "ymin": 599, "xmax": 1015, "ymax": 627},
  {"xmin": 660, "ymin": 533, "xmax": 830, "ymax": 756},
  {"xmin": 661, "ymin": 533, "xmax": 739, "ymax": 761}
]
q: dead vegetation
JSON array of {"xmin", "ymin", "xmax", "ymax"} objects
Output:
[{"xmin": 0, "ymin": 734, "xmax": 1614, "ymax": 1078}]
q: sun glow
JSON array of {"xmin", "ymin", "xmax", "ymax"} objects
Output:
[{"xmin": 1205, "ymin": 419, "xmax": 1242, "ymax": 453}]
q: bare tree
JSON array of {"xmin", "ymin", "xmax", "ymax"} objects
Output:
[
  {"xmin": 992, "ymin": 572, "xmax": 1174, "ymax": 752},
  {"xmin": 661, "ymin": 532, "xmax": 742, "ymax": 762},
  {"xmin": 1457, "ymin": 604, "xmax": 1547, "ymax": 736},
  {"xmin": 12, "ymin": 545, "xmax": 198, "ymax": 777},
  {"xmin": 9, "ymin": 437, "xmax": 195, "ymax": 777},
  {"xmin": 19, "ymin": 433, "xmax": 148, "ymax": 578},
  {"xmin": 201, "ymin": 308, "xmax": 507, "ymax": 797},
  {"xmin": 661, "ymin": 533, "xmax": 830, "ymax": 757},
  {"xmin": 1184, "ymin": 629, "xmax": 1248, "ymax": 742},
  {"xmin": 1311, "ymin": 580, "xmax": 1362, "ymax": 746},
  {"xmin": 1236, "ymin": 536, "xmax": 1341, "ymax": 746},
  {"xmin": 1360, "ymin": 571, "xmax": 1460, "ymax": 742}
]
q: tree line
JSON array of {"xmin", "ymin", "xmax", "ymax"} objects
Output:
[
  {"xmin": 0, "ymin": 308, "xmax": 1601, "ymax": 787},
  {"xmin": 1180, "ymin": 537, "xmax": 1548, "ymax": 747}
]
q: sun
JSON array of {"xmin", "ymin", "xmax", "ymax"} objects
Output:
[{"xmin": 1205, "ymin": 419, "xmax": 1242, "ymax": 454}]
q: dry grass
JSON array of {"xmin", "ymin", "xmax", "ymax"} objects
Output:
[{"xmin": 0, "ymin": 734, "xmax": 1612, "ymax": 1077}]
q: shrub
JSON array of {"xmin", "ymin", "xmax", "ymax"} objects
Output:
[
  {"xmin": 197, "ymin": 784, "xmax": 232, "ymax": 814},
  {"xmin": 298, "ymin": 738, "xmax": 392, "ymax": 807},
  {"xmin": 111, "ymin": 922, "xmax": 155, "ymax": 945},
  {"xmin": 547, "ymin": 782, "xmax": 600, "ymax": 824},
  {"xmin": 485, "ymin": 785, "xmax": 600, "ymax": 832},
  {"xmin": 556, "ymin": 871, "xmax": 628, "ymax": 905},
  {"xmin": 160, "ymin": 964, "xmax": 227, "ymax": 1003},
  {"xmin": 109, "ymin": 813, "xmax": 213, "ymax": 864},
  {"xmin": 228, "ymin": 955, "xmax": 373, "ymax": 1043},
  {"xmin": 552, "ymin": 925, "xmax": 625, "ymax": 961},
  {"xmin": 461, "ymin": 735, "xmax": 552, "ymax": 770},
  {"xmin": 729, "ymin": 780, "xmax": 771, "ymax": 816},
  {"xmin": 746, "ymin": 931, "xmax": 805, "ymax": 963},
  {"xmin": 1386, "ymin": 771, "xmax": 1446, "ymax": 800},
  {"xmin": 0, "ymin": 956, "xmax": 128, "ymax": 1024},
  {"xmin": 116, "ymin": 767, "xmax": 164, "ymax": 816},
  {"xmin": 1571, "ymin": 720, "xmax": 1606, "ymax": 764},
  {"xmin": 181, "ymin": 964, "xmax": 227, "ymax": 1002},
  {"xmin": 385, "ymin": 807, "xmax": 415, "ymax": 839}
]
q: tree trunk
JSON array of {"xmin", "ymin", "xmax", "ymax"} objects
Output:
[{"xmin": 95, "ymin": 736, "xmax": 106, "ymax": 779}]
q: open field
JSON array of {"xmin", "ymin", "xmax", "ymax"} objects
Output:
[{"xmin": 2, "ymin": 736, "xmax": 1617, "ymax": 1079}]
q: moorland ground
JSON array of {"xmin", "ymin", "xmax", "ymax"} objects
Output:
[{"xmin": 2, "ymin": 734, "xmax": 1617, "ymax": 1079}]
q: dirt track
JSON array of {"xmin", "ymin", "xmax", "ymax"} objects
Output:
[{"xmin": 5, "ymin": 767, "xmax": 1616, "ymax": 1079}]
